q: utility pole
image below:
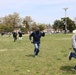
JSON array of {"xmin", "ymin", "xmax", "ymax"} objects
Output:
[{"xmin": 63, "ymin": 8, "xmax": 68, "ymax": 34}]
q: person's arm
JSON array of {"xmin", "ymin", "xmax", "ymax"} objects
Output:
[
  {"xmin": 29, "ymin": 33, "xmax": 32, "ymax": 40},
  {"xmin": 42, "ymin": 32, "xmax": 45, "ymax": 37},
  {"xmin": 29, "ymin": 32, "xmax": 34, "ymax": 43},
  {"xmin": 72, "ymin": 34, "xmax": 76, "ymax": 48}
]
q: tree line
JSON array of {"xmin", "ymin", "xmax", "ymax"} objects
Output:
[
  {"xmin": 53, "ymin": 17, "xmax": 76, "ymax": 33},
  {"xmin": 0, "ymin": 12, "xmax": 47, "ymax": 33},
  {"xmin": 0, "ymin": 12, "xmax": 75, "ymax": 33}
]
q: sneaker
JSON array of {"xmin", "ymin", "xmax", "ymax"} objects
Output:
[
  {"xmin": 74, "ymin": 66, "xmax": 76, "ymax": 70},
  {"xmin": 68, "ymin": 52, "xmax": 72, "ymax": 60},
  {"xmin": 34, "ymin": 55, "xmax": 37, "ymax": 57}
]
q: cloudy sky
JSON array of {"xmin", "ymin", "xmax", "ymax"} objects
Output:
[{"xmin": 0, "ymin": 0, "xmax": 76, "ymax": 24}]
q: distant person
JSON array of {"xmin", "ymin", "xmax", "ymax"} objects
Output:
[
  {"xmin": 29, "ymin": 27, "xmax": 45, "ymax": 57},
  {"xmin": 1, "ymin": 32, "xmax": 4, "ymax": 36},
  {"xmin": 8, "ymin": 32, "xmax": 11, "ymax": 37},
  {"xmin": 18, "ymin": 31, "xmax": 23, "ymax": 41},
  {"xmin": 68, "ymin": 31, "xmax": 76, "ymax": 70},
  {"xmin": 12, "ymin": 31, "xmax": 17, "ymax": 42}
]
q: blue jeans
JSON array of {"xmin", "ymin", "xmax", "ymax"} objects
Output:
[
  {"xmin": 34, "ymin": 43, "xmax": 40, "ymax": 56},
  {"xmin": 71, "ymin": 48, "xmax": 76, "ymax": 58}
]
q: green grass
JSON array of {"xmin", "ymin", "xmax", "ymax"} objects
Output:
[{"xmin": 0, "ymin": 33, "xmax": 76, "ymax": 75}]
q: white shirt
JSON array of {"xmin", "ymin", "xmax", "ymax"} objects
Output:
[{"xmin": 72, "ymin": 33, "xmax": 76, "ymax": 48}]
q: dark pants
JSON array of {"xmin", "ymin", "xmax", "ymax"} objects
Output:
[
  {"xmin": 71, "ymin": 48, "xmax": 76, "ymax": 69},
  {"xmin": 13, "ymin": 36, "xmax": 17, "ymax": 42},
  {"xmin": 71, "ymin": 48, "xmax": 76, "ymax": 58}
]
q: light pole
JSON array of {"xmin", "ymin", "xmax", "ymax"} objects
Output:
[
  {"xmin": 74, "ymin": 17, "xmax": 76, "ymax": 26},
  {"xmin": 63, "ymin": 8, "xmax": 68, "ymax": 34}
]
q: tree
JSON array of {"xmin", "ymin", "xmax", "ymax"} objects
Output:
[
  {"xmin": 61, "ymin": 17, "xmax": 76, "ymax": 32},
  {"xmin": 53, "ymin": 20, "xmax": 62, "ymax": 32},
  {"xmin": 3, "ymin": 12, "xmax": 21, "ymax": 27},
  {"xmin": 30, "ymin": 22, "xmax": 45, "ymax": 31},
  {"xmin": 0, "ymin": 12, "xmax": 21, "ymax": 32},
  {"xmin": 53, "ymin": 17, "xmax": 76, "ymax": 33},
  {"xmin": 0, "ymin": 24, "xmax": 14, "ymax": 32},
  {"xmin": 30, "ymin": 22, "xmax": 37, "ymax": 31},
  {"xmin": 67, "ymin": 17, "xmax": 76, "ymax": 32},
  {"xmin": 21, "ymin": 16, "xmax": 33, "ymax": 33},
  {"xmin": 21, "ymin": 20, "xmax": 30, "ymax": 33},
  {"xmin": 38, "ymin": 24, "xmax": 45, "ymax": 31},
  {"xmin": 24, "ymin": 16, "xmax": 33, "ymax": 25}
]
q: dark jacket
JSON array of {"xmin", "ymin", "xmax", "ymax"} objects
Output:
[
  {"xmin": 18, "ymin": 32, "xmax": 22, "ymax": 37},
  {"xmin": 12, "ymin": 32, "xmax": 17, "ymax": 38},
  {"xmin": 29, "ymin": 31, "xmax": 45, "ymax": 44}
]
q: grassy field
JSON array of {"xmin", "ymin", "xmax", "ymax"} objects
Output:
[{"xmin": 0, "ymin": 33, "xmax": 76, "ymax": 75}]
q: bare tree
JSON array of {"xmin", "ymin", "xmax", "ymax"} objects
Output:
[
  {"xmin": 24, "ymin": 16, "xmax": 33, "ymax": 25},
  {"xmin": 2, "ymin": 12, "xmax": 22, "ymax": 27}
]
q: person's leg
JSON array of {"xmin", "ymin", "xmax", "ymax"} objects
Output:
[
  {"xmin": 74, "ymin": 65, "xmax": 76, "ymax": 70},
  {"xmin": 15, "ymin": 36, "xmax": 17, "ymax": 41},
  {"xmin": 69, "ymin": 48, "xmax": 76, "ymax": 60},
  {"xmin": 13, "ymin": 37, "xmax": 15, "ymax": 42},
  {"xmin": 35, "ymin": 44, "xmax": 40, "ymax": 55},
  {"xmin": 71, "ymin": 48, "xmax": 76, "ymax": 58},
  {"xmin": 34, "ymin": 44, "xmax": 38, "ymax": 56},
  {"xmin": 71, "ymin": 52, "xmax": 76, "ymax": 58},
  {"xmin": 19, "ymin": 37, "xmax": 22, "ymax": 41},
  {"xmin": 73, "ymin": 48, "xmax": 76, "ymax": 70},
  {"xmin": 73, "ymin": 48, "xmax": 76, "ymax": 53},
  {"xmin": 14, "ymin": 37, "xmax": 16, "ymax": 42},
  {"xmin": 34, "ymin": 44, "xmax": 40, "ymax": 56},
  {"xmin": 34, "ymin": 48, "xmax": 36, "ymax": 55}
]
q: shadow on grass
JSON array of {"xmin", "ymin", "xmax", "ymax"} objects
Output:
[
  {"xmin": 60, "ymin": 65, "xmax": 76, "ymax": 74},
  {"xmin": 25, "ymin": 54, "xmax": 34, "ymax": 57}
]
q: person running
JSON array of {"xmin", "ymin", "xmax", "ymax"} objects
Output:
[
  {"xmin": 18, "ymin": 31, "xmax": 23, "ymax": 41},
  {"xmin": 68, "ymin": 32, "xmax": 76, "ymax": 70},
  {"xmin": 29, "ymin": 27, "xmax": 45, "ymax": 57},
  {"xmin": 12, "ymin": 31, "xmax": 17, "ymax": 42}
]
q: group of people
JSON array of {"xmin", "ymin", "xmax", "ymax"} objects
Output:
[
  {"xmin": 1, "ymin": 26, "xmax": 76, "ymax": 70},
  {"xmin": 12, "ymin": 27, "xmax": 76, "ymax": 70},
  {"xmin": 12, "ymin": 27, "xmax": 45, "ymax": 58},
  {"xmin": 12, "ymin": 31, "xmax": 23, "ymax": 42}
]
